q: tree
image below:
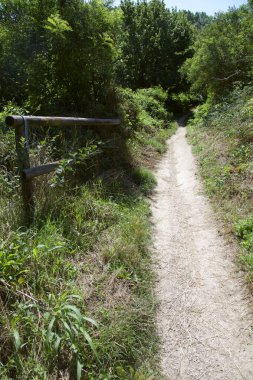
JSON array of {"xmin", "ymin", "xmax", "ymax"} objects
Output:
[
  {"xmin": 116, "ymin": 0, "xmax": 193, "ymax": 91},
  {"xmin": 182, "ymin": 10, "xmax": 213, "ymax": 29},
  {"xmin": 181, "ymin": 6, "xmax": 253, "ymax": 101},
  {"xmin": 0, "ymin": 0, "xmax": 120, "ymax": 115}
]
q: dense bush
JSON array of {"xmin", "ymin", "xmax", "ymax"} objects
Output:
[{"xmin": 119, "ymin": 86, "xmax": 171, "ymax": 133}]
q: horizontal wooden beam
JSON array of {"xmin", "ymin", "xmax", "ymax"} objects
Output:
[
  {"xmin": 23, "ymin": 162, "xmax": 60, "ymax": 179},
  {"xmin": 6, "ymin": 115, "xmax": 120, "ymax": 128}
]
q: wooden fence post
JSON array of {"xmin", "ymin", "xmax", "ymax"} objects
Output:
[
  {"xmin": 15, "ymin": 117, "xmax": 34, "ymax": 224},
  {"xmin": 7, "ymin": 114, "xmax": 121, "ymax": 224}
]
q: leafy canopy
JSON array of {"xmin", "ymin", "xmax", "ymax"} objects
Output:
[{"xmin": 181, "ymin": 5, "xmax": 253, "ymax": 101}]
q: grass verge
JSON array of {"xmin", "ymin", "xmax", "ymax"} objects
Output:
[{"xmin": 187, "ymin": 86, "xmax": 253, "ymax": 286}]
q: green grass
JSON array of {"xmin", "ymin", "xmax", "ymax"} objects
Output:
[
  {"xmin": 132, "ymin": 167, "xmax": 157, "ymax": 195},
  {"xmin": 187, "ymin": 86, "xmax": 253, "ymax": 285},
  {"xmin": 0, "ymin": 177, "xmax": 163, "ymax": 380},
  {"xmin": 0, "ymin": 87, "xmax": 175, "ymax": 379},
  {"xmin": 235, "ymin": 216, "xmax": 253, "ymax": 281},
  {"xmin": 135, "ymin": 123, "xmax": 177, "ymax": 155}
]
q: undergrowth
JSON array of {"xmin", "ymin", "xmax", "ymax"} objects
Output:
[
  {"xmin": 0, "ymin": 87, "xmax": 173, "ymax": 379},
  {"xmin": 187, "ymin": 85, "xmax": 253, "ymax": 285}
]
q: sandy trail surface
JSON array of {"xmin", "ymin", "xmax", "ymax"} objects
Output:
[{"xmin": 151, "ymin": 123, "xmax": 253, "ymax": 380}]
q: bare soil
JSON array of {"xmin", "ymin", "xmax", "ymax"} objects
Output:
[{"xmin": 151, "ymin": 124, "xmax": 253, "ymax": 379}]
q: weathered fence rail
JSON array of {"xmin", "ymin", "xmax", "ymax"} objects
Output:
[
  {"xmin": 6, "ymin": 115, "xmax": 120, "ymax": 224},
  {"xmin": 6, "ymin": 115, "xmax": 121, "ymax": 128}
]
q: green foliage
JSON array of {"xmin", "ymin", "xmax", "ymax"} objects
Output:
[
  {"xmin": 133, "ymin": 167, "xmax": 157, "ymax": 195},
  {"xmin": 187, "ymin": 85, "xmax": 253, "ymax": 284},
  {"xmin": 0, "ymin": 223, "xmax": 98, "ymax": 378},
  {"xmin": 235, "ymin": 216, "xmax": 253, "ymax": 276},
  {"xmin": 182, "ymin": 5, "xmax": 253, "ymax": 101},
  {"xmin": 119, "ymin": 86, "xmax": 170, "ymax": 133},
  {"xmin": 116, "ymin": 366, "xmax": 155, "ymax": 379},
  {"xmin": 8, "ymin": 294, "xmax": 98, "ymax": 379},
  {"xmin": 182, "ymin": 10, "xmax": 213, "ymax": 29},
  {"xmin": 0, "ymin": 84, "xmax": 172, "ymax": 378},
  {"xmin": 61, "ymin": 184, "xmax": 121, "ymax": 251},
  {"xmin": 0, "ymin": 186, "xmax": 160, "ymax": 378},
  {"xmin": 0, "ymin": 0, "xmax": 181, "ymax": 378},
  {"xmin": 170, "ymin": 92, "xmax": 199, "ymax": 113},
  {"xmin": 136, "ymin": 88, "xmax": 168, "ymax": 121},
  {"xmin": 118, "ymin": 86, "xmax": 175, "ymax": 162},
  {"xmin": 118, "ymin": 88, "xmax": 141, "ymax": 135},
  {"xmin": 235, "ymin": 216, "xmax": 253, "ymax": 252},
  {"xmin": 51, "ymin": 144, "xmax": 103, "ymax": 187},
  {"xmin": 45, "ymin": 11, "xmax": 73, "ymax": 35},
  {"xmin": 44, "ymin": 293, "xmax": 99, "ymax": 378},
  {"xmin": 116, "ymin": 0, "xmax": 193, "ymax": 90},
  {"xmin": 99, "ymin": 200, "xmax": 150, "ymax": 276},
  {"xmin": 242, "ymin": 97, "xmax": 253, "ymax": 117},
  {"xmin": 0, "ymin": 0, "xmax": 119, "ymax": 115}
]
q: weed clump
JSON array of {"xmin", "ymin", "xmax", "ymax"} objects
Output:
[{"xmin": 235, "ymin": 216, "xmax": 253, "ymax": 278}]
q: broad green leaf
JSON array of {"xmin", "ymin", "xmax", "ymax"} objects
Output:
[
  {"xmin": 80, "ymin": 328, "xmax": 99, "ymax": 360},
  {"xmin": 62, "ymin": 320, "xmax": 72, "ymax": 336},
  {"xmin": 62, "ymin": 304, "xmax": 82, "ymax": 319},
  {"xmin": 46, "ymin": 317, "xmax": 56, "ymax": 343},
  {"xmin": 77, "ymin": 360, "xmax": 83, "ymax": 380},
  {"xmin": 83, "ymin": 316, "xmax": 99, "ymax": 328},
  {"xmin": 54, "ymin": 335, "xmax": 61, "ymax": 351}
]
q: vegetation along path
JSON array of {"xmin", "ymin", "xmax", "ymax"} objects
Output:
[{"xmin": 151, "ymin": 121, "xmax": 253, "ymax": 380}]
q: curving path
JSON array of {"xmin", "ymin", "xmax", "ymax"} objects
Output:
[{"xmin": 151, "ymin": 123, "xmax": 253, "ymax": 380}]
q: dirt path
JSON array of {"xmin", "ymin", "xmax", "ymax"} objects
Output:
[{"xmin": 151, "ymin": 123, "xmax": 253, "ymax": 380}]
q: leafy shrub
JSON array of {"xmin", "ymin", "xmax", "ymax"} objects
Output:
[
  {"xmin": 138, "ymin": 86, "xmax": 168, "ymax": 103},
  {"xmin": 136, "ymin": 88, "xmax": 168, "ymax": 121},
  {"xmin": 235, "ymin": 216, "xmax": 253, "ymax": 275},
  {"xmin": 118, "ymin": 88, "xmax": 142, "ymax": 135},
  {"xmin": 118, "ymin": 86, "xmax": 169, "ymax": 135},
  {"xmin": 170, "ymin": 92, "xmax": 199, "ymax": 113},
  {"xmin": 235, "ymin": 216, "xmax": 253, "ymax": 252}
]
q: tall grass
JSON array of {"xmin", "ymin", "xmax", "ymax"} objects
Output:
[
  {"xmin": 0, "ymin": 87, "xmax": 174, "ymax": 379},
  {"xmin": 187, "ymin": 85, "xmax": 253, "ymax": 286}
]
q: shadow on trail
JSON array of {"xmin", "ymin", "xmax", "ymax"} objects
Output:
[{"xmin": 177, "ymin": 112, "xmax": 193, "ymax": 128}]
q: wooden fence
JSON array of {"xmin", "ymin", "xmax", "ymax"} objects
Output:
[{"xmin": 6, "ymin": 115, "xmax": 120, "ymax": 224}]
